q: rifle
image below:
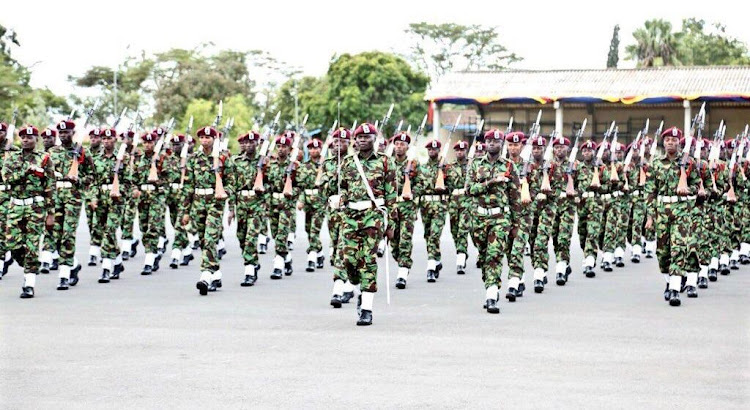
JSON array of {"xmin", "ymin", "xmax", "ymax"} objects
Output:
[
  {"xmin": 252, "ymin": 111, "xmax": 281, "ymax": 192},
  {"xmin": 385, "ymin": 119, "xmax": 403, "ymax": 157},
  {"xmin": 622, "ymin": 131, "xmax": 642, "ymax": 192},
  {"xmin": 68, "ymin": 100, "xmax": 101, "ymax": 180},
  {"xmin": 282, "ymin": 132, "xmax": 303, "ymax": 196},
  {"xmin": 110, "ymin": 142, "xmax": 129, "ymax": 198},
  {"xmin": 212, "ymin": 136, "xmax": 228, "ymax": 200},
  {"xmin": 185, "ymin": 115, "xmax": 194, "ymax": 136},
  {"xmin": 401, "ymin": 114, "xmax": 428, "ymax": 199},
  {"xmin": 608, "ymin": 124, "xmax": 620, "ymax": 182},
  {"xmin": 565, "ymin": 118, "xmax": 587, "ymax": 196},
  {"xmin": 213, "ymin": 100, "xmax": 223, "ymax": 128},
  {"xmin": 519, "ymin": 110, "xmax": 542, "ymax": 203},
  {"xmin": 147, "ymin": 134, "xmax": 166, "ymax": 183},
  {"xmin": 460, "ymin": 118, "xmax": 485, "ymax": 193},
  {"xmin": 501, "ymin": 116, "xmax": 513, "ymax": 159},
  {"xmin": 435, "ymin": 114, "xmax": 461, "ymax": 191},
  {"xmin": 4, "ymin": 107, "xmax": 18, "ymax": 152},
  {"xmin": 638, "ymin": 119, "xmax": 651, "ymax": 185},
  {"xmin": 707, "ymin": 121, "xmax": 726, "ymax": 193},
  {"xmin": 539, "ymin": 130, "xmax": 556, "ymax": 193},
  {"xmin": 677, "ymin": 102, "xmax": 705, "ymax": 195},
  {"xmin": 590, "ymin": 121, "xmax": 615, "ymax": 189},
  {"xmin": 313, "ymin": 119, "xmax": 338, "ymax": 186},
  {"xmin": 726, "ymin": 135, "xmax": 743, "ymax": 202}
]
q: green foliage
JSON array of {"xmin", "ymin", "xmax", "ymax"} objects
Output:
[
  {"xmin": 607, "ymin": 25, "xmax": 620, "ymax": 68},
  {"xmin": 625, "ymin": 19, "xmax": 686, "ymax": 67}
]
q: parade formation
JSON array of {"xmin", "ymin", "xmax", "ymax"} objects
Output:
[{"xmin": 1, "ymin": 101, "xmax": 749, "ymax": 326}]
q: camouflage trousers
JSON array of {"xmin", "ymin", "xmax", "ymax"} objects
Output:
[
  {"xmin": 166, "ymin": 191, "xmax": 188, "ymax": 250},
  {"xmin": 741, "ymin": 197, "xmax": 750, "ymax": 245},
  {"xmin": 532, "ymin": 197, "xmax": 556, "ymax": 271},
  {"xmin": 51, "ymin": 189, "xmax": 83, "ymax": 266},
  {"xmin": 0, "ymin": 194, "xmax": 10, "ymax": 256},
  {"xmin": 471, "ymin": 213, "xmax": 510, "ymax": 288},
  {"xmin": 237, "ymin": 198, "xmax": 265, "ymax": 266},
  {"xmin": 98, "ymin": 195, "xmax": 125, "ymax": 260},
  {"xmin": 600, "ymin": 200, "xmax": 618, "ymax": 253},
  {"xmin": 269, "ymin": 198, "xmax": 295, "ymax": 257},
  {"xmin": 5, "ymin": 202, "xmax": 45, "ymax": 273},
  {"xmin": 390, "ymin": 200, "xmax": 417, "ymax": 269},
  {"xmin": 89, "ymin": 200, "xmax": 106, "ymax": 247},
  {"xmin": 121, "ymin": 196, "xmax": 137, "ymax": 240},
  {"xmin": 578, "ymin": 197, "xmax": 603, "ymax": 259},
  {"xmin": 507, "ymin": 204, "xmax": 532, "ymax": 279},
  {"xmin": 552, "ymin": 198, "xmax": 576, "ymax": 263},
  {"xmin": 190, "ymin": 198, "xmax": 224, "ymax": 273},
  {"xmin": 303, "ymin": 199, "xmax": 325, "ymax": 254},
  {"xmin": 327, "ymin": 209, "xmax": 348, "ymax": 282},
  {"xmin": 615, "ymin": 198, "xmax": 631, "ymax": 249},
  {"xmin": 448, "ymin": 198, "xmax": 471, "ymax": 254},
  {"xmin": 339, "ymin": 224, "xmax": 382, "ymax": 292},
  {"xmin": 696, "ymin": 202, "xmax": 715, "ymax": 265},
  {"xmin": 629, "ymin": 194, "xmax": 647, "ymax": 246},
  {"xmin": 655, "ymin": 202, "xmax": 699, "ymax": 276},
  {"xmin": 419, "ymin": 200, "xmax": 446, "ymax": 261},
  {"xmin": 137, "ymin": 192, "xmax": 166, "ymax": 254}
]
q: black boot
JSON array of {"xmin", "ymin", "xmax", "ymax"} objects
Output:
[
  {"xmin": 113, "ymin": 263, "xmax": 124, "ymax": 278},
  {"xmin": 69, "ymin": 268, "xmax": 79, "ymax": 286},
  {"xmin": 698, "ymin": 277, "xmax": 708, "ymax": 289},
  {"xmin": 341, "ymin": 292, "xmax": 355, "ymax": 303},
  {"xmin": 180, "ymin": 254, "xmax": 192, "ymax": 266},
  {"xmin": 395, "ymin": 278, "xmax": 407, "ymax": 289},
  {"xmin": 357, "ymin": 310, "xmax": 373, "ymax": 326},
  {"xmin": 708, "ymin": 269, "xmax": 718, "ymax": 281},
  {"xmin": 517, "ymin": 283, "xmax": 525, "ymax": 297},
  {"xmin": 121, "ymin": 251, "xmax": 130, "ymax": 261},
  {"xmin": 427, "ymin": 269, "xmax": 436, "ymax": 283},
  {"xmin": 141, "ymin": 265, "xmax": 153, "ymax": 276},
  {"xmin": 152, "ymin": 256, "xmax": 161, "ymax": 272},
  {"xmin": 669, "ymin": 290, "xmax": 681, "ymax": 306},
  {"xmin": 485, "ymin": 299, "xmax": 500, "ymax": 314},
  {"xmin": 435, "ymin": 262, "xmax": 443, "ymax": 279},
  {"xmin": 534, "ymin": 279, "xmax": 544, "ymax": 293},
  {"xmin": 259, "ymin": 242, "xmax": 267, "ymax": 254},
  {"xmin": 57, "ymin": 277, "xmax": 69, "ymax": 291},
  {"xmin": 130, "ymin": 239, "xmax": 139, "ymax": 258},
  {"xmin": 316, "ymin": 255, "xmax": 324, "ymax": 269},
  {"xmin": 740, "ymin": 255, "xmax": 750, "ymax": 265},
  {"xmin": 602, "ymin": 261, "xmax": 612, "ymax": 272},
  {"xmin": 88, "ymin": 255, "xmax": 97, "ymax": 266},
  {"xmin": 284, "ymin": 260, "xmax": 293, "ymax": 276},
  {"xmin": 330, "ymin": 294, "xmax": 343, "ymax": 308},
  {"xmin": 686, "ymin": 286, "xmax": 698, "ymax": 298},
  {"xmin": 730, "ymin": 259, "xmax": 739, "ymax": 270},
  {"xmin": 98, "ymin": 270, "xmax": 111, "ymax": 283},
  {"xmin": 241, "ymin": 274, "xmax": 257, "ymax": 287},
  {"xmin": 209, "ymin": 279, "xmax": 221, "ymax": 291},
  {"xmin": 51, "ymin": 259, "xmax": 59, "ymax": 271},
  {"xmin": 20, "ymin": 286, "xmax": 34, "ymax": 299},
  {"xmin": 584, "ymin": 266, "xmax": 596, "ymax": 278},
  {"xmin": 170, "ymin": 259, "xmax": 179, "ymax": 269},
  {"xmin": 615, "ymin": 257, "xmax": 625, "ymax": 268},
  {"xmin": 505, "ymin": 288, "xmax": 517, "ymax": 302},
  {"xmin": 271, "ymin": 268, "xmax": 283, "ymax": 280},
  {"xmin": 631, "ymin": 254, "xmax": 640, "ymax": 263},
  {"xmin": 306, "ymin": 261, "xmax": 315, "ymax": 272},
  {"xmin": 196, "ymin": 280, "xmax": 209, "ymax": 295},
  {"xmin": 556, "ymin": 272, "xmax": 566, "ymax": 286},
  {"xmin": 40, "ymin": 262, "xmax": 50, "ymax": 274},
  {"xmin": 663, "ymin": 283, "xmax": 671, "ymax": 301},
  {"xmin": 720, "ymin": 264, "xmax": 730, "ymax": 275}
]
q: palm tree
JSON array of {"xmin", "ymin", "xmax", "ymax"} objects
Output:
[{"xmin": 625, "ymin": 19, "xmax": 686, "ymax": 67}]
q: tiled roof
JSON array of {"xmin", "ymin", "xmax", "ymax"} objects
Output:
[{"xmin": 425, "ymin": 66, "xmax": 750, "ymax": 105}]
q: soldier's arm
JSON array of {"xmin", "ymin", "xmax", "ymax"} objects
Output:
[
  {"xmin": 43, "ymin": 155, "xmax": 55, "ymax": 213},
  {"xmin": 182, "ymin": 158, "xmax": 195, "ymax": 210},
  {"xmin": 644, "ymin": 163, "xmax": 658, "ymax": 219}
]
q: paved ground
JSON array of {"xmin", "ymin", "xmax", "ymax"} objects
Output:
[{"xmin": 1, "ymin": 211, "xmax": 748, "ymax": 409}]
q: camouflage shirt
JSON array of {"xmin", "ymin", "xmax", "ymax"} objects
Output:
[
  {"xmin": 338, "ymin": 151, "xmax": 397, "ymax": 230},
  {"xmin": 469, "ymin": 154, "xmax": 519, "ymax": 213},
  {"xmin": 2, "ymin": 148, "xmax": 55, "ymax": 213},
  {"xmin": 182, "ymin": 148, "xmax": 236, "ymax": 208},
  {"xmin": 49, "ymin": 144, "xmax": 95, "ymax": 198}
]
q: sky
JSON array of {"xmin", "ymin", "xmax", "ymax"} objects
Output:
[{"xmin": 3, "ymin": 0, "xmax": 749, "ymax": 97}]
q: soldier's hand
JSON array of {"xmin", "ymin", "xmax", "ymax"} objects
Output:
[
  {"xmin": 67, "ymin": 175, "xmax": 78, "ymax": 183},
  {"xmin": 296, "ymin": 201, "xmax": 303, "ymax": 211},
  {"xmin": 133, "ymin": 190, "xmax": 141, "ymax": 198},
  {"xmin": 45, "ymin": 214, "xmax": 54, "ymax": 229},
  {"xmin": 182, "ymin": 215, "xmax": 190, "ymax": 226},
  {"xmin": 386, "ymin": 228, "xmax": 394, "ymax": 241},
  {"xmin": 227, "ymin": 210, "xmax": 235, "ymax": 226},
  {"xmin": 89, "ymin": 200, "xmax": 98, "ymax": 210},
  {"xmin": 645, "ymin": 216, "xmax": 653, "ymax": 230}
]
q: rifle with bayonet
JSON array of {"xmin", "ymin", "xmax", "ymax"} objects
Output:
[
  {"xmin": 435, "ymin": 114, "xmax": 461, "ymax": 191},
  {"xmin": 500, "ymin": 116, "xmax": 513, "ymax": 159},
  {"xmin": 608, "ymin": 124, "xmax": 620, "ymax": 183},
  {"xmin": 4, "ymin": 107, "xmax": 19, "ymax": 153},
  {"xmin": 519, "ymin": 110, "xmax": 542, "ymax": 203},
  {"xmin": 565, "ymin": 118, "xmax": 587, "ymax": 196},
  {"xmin": 253, "ymin": 111, "xmax": 281, "ymax": 192},
  {"xmin": 401, "ymin": 114, "xmax": 428, "ymax": 199},
  {"xmin": 460, "ymin": 118, "xmax": 485, "ymax": 195},
  {"xmin": 539, "ymin": 130, "xmax": 556, "ymax": 193},
  {"xmin": 68, "ymin": 101, "xmax": 101, "ymax": 180},
  {"xmin": 676, "ymin": 102, "xmax": 705, "ymax": 195},
  {"xmin": 282, "ymin": 131, "xmax": 303, "ymax": 197},
  {"xmin": 179, "ymin": 115, "xmax": 193, "ymax": 187},
  {"xmin": 638, "ymin": 119, "xmax": 651, "ymax": 186},
  {"xmin": 313, "ymin": 120, "xmax": 338, "ymax": 186},
  {"xmin": 590, "ymin": 121, "xmax": 615, "ymax": 189}
]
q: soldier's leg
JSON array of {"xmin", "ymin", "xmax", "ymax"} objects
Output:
[
  {"xmin": 554, "ymin": 201, "xmax": 575, "ymax": 280},
  {"xmin": 88, "ymin": 200, "xmax": 107, "ymax": 264},
  {"xmin": 0, "ymin": 197, "xmax": 10, "ymax": 275},
  {"xmin": 39, "ymin": 198, "xmax": 60, "ymax": 273},
  {"xmin": 119, "ymin": 198, "xmax": 136, "ymax": 258},
  {"xmin": 305, "ymin": 203, "xmax": 324, "ymax": 269},
  {"xmin": 394, "ymin": 206, "xmax": 416, "ymax": 287},
  {"xmin": 350, "ymin": 226, "xmax": 381, "ymax": 325},
  {"xmin": 613, "ymin": 199, "xmax": 630, "ymax": 264},
  {"xmin": 505, "ymin": 211, "xmax": 527, "ymax": 301},
  {"xmin": 99, "ymin": 201, "xmax": 121, "ymax": 281},
  {"xmin": 483, "ymin": 219, "xmax": 509, "ymax": 313},
  {"xmin": 582, "ymin": 200, "xmax": 603, "ymax": 274},
  {"xmin": 630, "ymin": 200, "xmax": 645, "ymax": 260},
  {"xmin": 57, "ymin": 198, "xmax": 82, "ymax": 288},
  {"xmin": 421, "ymin": 202, "xmax": 446, "ymax": 276},
  {"xmin": 532, "ymin": 201, "xmax": 555, "ymax": 288},
  {"xmin": 19, "ymin": 205, "xmax": 45, "ymax": 297},
  {"xmin": 600, "ymin": 203, "xmax": 619, "ymax": 270}
]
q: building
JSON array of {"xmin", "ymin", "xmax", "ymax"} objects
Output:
[{"xmin": 425, "ymin": 66, "xmax": 750, "ymax": 143}]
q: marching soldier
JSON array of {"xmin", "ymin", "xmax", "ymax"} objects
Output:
[
  {"xmin": 48, "ymin": 119, "xmax": 93, "ymax": 289},
  {"xmin": 0, "ymin": 122, "xmax": 14, "ymax": 278},
  {"xmin": 91, "ymin": 128, "xmax": 128, "ymax": 282},
  {"xmin": 119, "ymin": 131, "xmax": 140, "ymax": 262},
  {"xmin": 321, "ymin": 128, "xmax": 357, "ymax": 306},
  {"xmin": 231, "ymin": 131, "xmax": 264, "ymax": 286},
  {"xmin": 87, "ymin": 128, "xmax": 105, "ymax": 266},
  {"xmin": 2, "ymin": 125, "xmax": 55, "ymax": 298},
  {"xmin": 390, "ymin": 131, "xmax": 420, "ymax": 289},
  {"xmin": 576, "ymin": 140, "xmax": 603, "ymax": 277},
  {"xmin": 164, "ymin": 134, "xmax": 193, "ymax": 268},
  {"xmin": 336, "ymin": 123, "xmax": 396, "ymax": 325},
  {"xmin": 264, "ymin": 131, "xmax": 299, "ymax": 279},
  {"xmin": 446, "ymin": 140, "xmax": 472, "ymax": 275},
  {"xmin": 39, "ymin": 128, "xmax": 59, "ymax": 274},
  {"xmin": 297, "ymin": 138, "xmax": 326, "ymax": 272},
  {"xmin": 504, "ymin": 131, "xmax": 530, "ymax": 301},
  {"xmin": 131, "ymin": 132, "xmax": 168, "ymax": 275},
  {"xmin": 182, "ymin": 126, "xmax": 235, "ymax": 295},
  {"xmin": 644, "ymin": 127, "xmax": 703, "ymax": 306},
  {"xmin": 415, "ymin": 139, "xmax": 447, "ymax": 282},
  {"xmin": 628, "ymin": 137, "xmax": 651, "ymax": 263},
  {"xmin": 468, "ymin": 129, "xmax": 520, "ymax": 313},
  {"xmin": 550, "ymin": 136, "xmax": 577, "ymax": 285},
  {"xmin": 611, "ymin": 143, "xmax": 630, "ymax": 268}
]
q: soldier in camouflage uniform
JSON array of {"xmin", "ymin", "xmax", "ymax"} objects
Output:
[
  {"xmin": 297, "ymin": 138, "xmax": 326, "ymax": 272},
  {"xmin": 611, "ymin": 143, "xmax": 631, "ymax": 268},
  {"xmin": 691, "ymin": 138, "xmax": 716, "ymax": 290},
  {"xmin": 163, "ymin": 134, "xmax": 193, "ymax": 269},
  {"xmin": 263, "ymin": 131, "xmax": 299, "ymax": 280},
  {"xmin": 701, "ymin": 141, "xmax": 728, "ymax": 283},
  {"xmin": 119, "ymin": 131, "xmax": 141, "ymax": 262},
  {"xmin": 597, "ymin": 142, "xmax": 617, "ymax": 272},
  {"xmin": 550, "ymin": 136, "xmax": 577, "ymax": 286},
  {"xmin": 415, "ymin": 139, "xmax": 447, "ymax": 282},
  {"xmin": 503, "ymin": 131, "xmax": 531, "ymax": 301},
  {"xmin": 130, "ymin": 132, "xmax": 168, "ymax": 275},
  {"xmin": 724, "ymin": 140, "xmax": 746, "ymax": 272},
  {"xmin": 86, "ymin": 128, "xmax": 105, "ymax": 266},
  {"xmin": 469, "ymin": 130, "xmax": 520, "ymax": 314},
  {"xmin": 575, "ymin": 140, "xmax": 603, "ymax": 277},
  {"xmin": 182, "ymin": 126, "xmax": 235, "ymax": 295},
  {"xmin": 644, "ymin": 127, "xmax": 704, "ymax": 306},
  {"xmin": 627, "ymin": 138, "xmax": 652, "ymax": 263},
  {"xmin": 521, "ymin": 137, "xmax": 546, "ymax": 291},
  {"xmin": 231, "ymin": 131, "xmax": 264, "ymax": 286},
  {"xmin": 3, "ymin": 125, "xmax": 55, "ymax": 298},
  {"xmin": 39, "ymin": 128, "xmax": 59, "ymax": 274},
  {"xmin": 336, "ymin": 123, "xmax": 396, "ymax": 325},
  {"xmin": 446, "ymin": 140, "xmax": 472, "ymax": 275},
  {"xmin": 48, "ymin": 119, "xmax": 94, "ymax": 289},
  {"xmin": 390, "ymin": 132, "xmax": 420, "ymax": 289},
  {"xmin": 0, "ymin": 122, "xmax": 14, "ymax": 278},
  {"xmin": 91, "ymin": 128, "xmax": 129, "ymax": 283},
  {"xmin": 321, "ymin": 129, "xmax": 358, "ymax": 306}
]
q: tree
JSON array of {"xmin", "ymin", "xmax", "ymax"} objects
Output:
[
  {"xmin": 272, "ymin": 76, "xmax": 330, "ymax": 132},
  {"xmin": 181, "ymin": 95, "xmax": 255, "ymax": 152},
  {"xmin": 679, "ymin": 18, "xmax": 750, "ymax": 65},
  {"xmin": 607, "ymin": 25, "xmax": 620, "ymax": 68},
  {"xmin": 325, "ymin": 51, "xmax": 430, "ymax": 137},
  {"xmin": 625, "ymin": 19, "xmax": 686, "ymax": 67},
  {"xmin": 405, "ymin": 22, "xmax": 521, "ymax": 81}
]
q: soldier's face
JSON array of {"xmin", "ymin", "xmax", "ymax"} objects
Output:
[
  {"xmin": 21, "ymin": 135, "xmax": 36, "ymax": 149},
  {"xmin": 454, "ymin": 148, "xmax": 467, "ymax": 160},
  {"xmin": 332, "ymin": 139, "xmax": 348, "ymax": 155},
  {"xmin": 427, "ymin": 146, "xmax": 440, "ymax": 159},
  {"xmin": 616, "ymin": 150, "xmax": 624, "ymax": 161},
  {"xmin": 532, "ymin": 145, "xmax": 543, "ymax": 159},
  {"xmin": 507, "ymin": 142, "xmax": 522, "ymax": 157},
  {"xmin": 247, "ymin": 139, "xmax": 258, "ymax": 152},
  {"xmin": 90, "ymin": 135, "xmax": 101, "ymax": 146},
  {"xmin": 355, "ymin": 134, "xmax": 374, "ymax": 152},
  {"xmin": 554, "ymin": 144, "xmax": 568, "ymax": 159},
  {"xmin": 143, "ymin": 140, "xmax": 155, "ymax": 152},
  {"xmin": 308, "ymin": 146, "xmax": 321, "ymax": 159},
  {"xmin": 43, "ymin": 135, "xmax": 56, "ymax": 148},
  {"xmin": 59, "ymin": 129, "xmax": 73, "ymax": 144},
  {"xmin": 200, "ymin": 135, "xmax": 213, "ymax": 150},
  {"xmin": 239, "ymin": 140, "xmax": 250, "ymax": 153},
  {"xmin": 582, "ymin": 148, "xmax": 594, "ymax": 161},
  {"xmin": 393, "ymin": 140, "xmax": 408, "ymax": 156},
  {"xmin": 102, "ymin": 136, "xmax": 115, "ymax": 149},
  {"xmin": 487, "ymin": 138, "xmax": 501, "ymax": 154},
  {"xmin": 663, "ymin": 136, "xmax": 679, "ymax": 154},
  {"xmin": 173, "ymin": 142, "xmax": 184, "ymax": 153},
  {"xmin": 277, "ymin": 144, "xmax": 291, "ymax": 158}
]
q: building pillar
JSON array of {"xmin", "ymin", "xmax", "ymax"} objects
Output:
[
  {"xmin": 431, "ymin": 101, "xmax": 441, "ymax": 139},
  {"xmin": 554, "ymin": 101, "xmax": 563, "ymax": 135},
  {"xmin": 683, "ymin": 100, "xmax": 691, "ymax": 134}
]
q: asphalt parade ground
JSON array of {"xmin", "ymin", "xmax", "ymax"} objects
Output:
[{"xmin": 1, "ymin": 211, "xmax": 747, "ymax": 408}]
